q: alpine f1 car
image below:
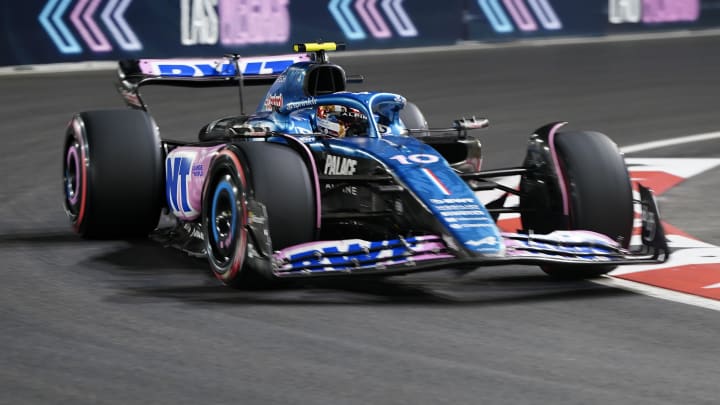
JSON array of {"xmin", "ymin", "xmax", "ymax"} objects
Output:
[{"xmin": 62, "ymin": 42, "xmax": 669, "ymax": 287}]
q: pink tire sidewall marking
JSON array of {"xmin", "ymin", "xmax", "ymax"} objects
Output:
[
  {"xmin": 66, "ymin": 118, "xmax": 88, "ymax": 233},
  {"xmin": 213, "ymin": 149, "xmax": 249, "ymax": 282},
  {"xmin": 65, "ymin": 144, "xmax": 81, "ymax": 206}
]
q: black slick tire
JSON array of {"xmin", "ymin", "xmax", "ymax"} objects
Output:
[
  {"xmin": 62, "ymin": 110, "xmax": 163, "ymax": 239},
  {"xmin": 203, "ymin": 142, "xmax": 316, "ymax": 287},
  {"xmin": 541, "ymin": 131, "xmax": 634, "ymax": 279}
]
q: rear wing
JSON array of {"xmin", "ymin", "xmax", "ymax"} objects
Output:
[{"xmin": 116, "ymin": 53, "xmax": 310, "ymax": 110}]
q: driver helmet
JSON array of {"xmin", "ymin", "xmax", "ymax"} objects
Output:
[{"xmin": 315, "ymin": 105, "xmax": 368, "ymax": 137}]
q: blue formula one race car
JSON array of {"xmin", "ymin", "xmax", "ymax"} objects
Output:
[{"xmin": 62, "ymin": 42, "xmax": 669, "ymax": 287}]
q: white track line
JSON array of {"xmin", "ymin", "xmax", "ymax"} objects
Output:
[
  {"xmin": 594, "ymin": 277, "xmax": 720, "ymax": 312},
  {"xmin": 621, "ymin": 132, "xmax": 720, "ymax": 154},
  {"xmin": 0, "ymin": 61, "xmax": 117, "ymax": 76}
]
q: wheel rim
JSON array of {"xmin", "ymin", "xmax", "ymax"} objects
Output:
[
  {"xmin": 64, "ymin": 142, "xmax": 80, "ymax": 206},
  {"xmin": 63, "ymin": 136, "xmax": 86, "ymax": 227},
  {"xmin": 208, "ymin": 175, "xmax": 238, "ymax": 272}
]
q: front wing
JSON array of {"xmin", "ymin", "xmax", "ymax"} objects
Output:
[{"xmin": 272, "ymin": 184, "xmax": 668, "ymax": 278}]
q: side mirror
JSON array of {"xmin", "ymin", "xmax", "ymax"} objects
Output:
[
  {"xmin": 453, "ymin": 117, "xmax": 489, "ymax": 138},
  {"xmin": 453, "ymin": 117, "xmax": 489, "ymax": 130}
]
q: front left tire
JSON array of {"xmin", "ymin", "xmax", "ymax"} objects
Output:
[{"xmin": 202, "ymin": 142, "xmax": 316, "ymax": 287}]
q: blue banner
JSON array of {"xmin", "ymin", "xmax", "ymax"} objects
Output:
[
  {"xmin": 461, "ymin": 0, "xmax": 720, "ymax": 40},
  {"xmin": 2, "ymin": 0, "xmax": 720, "ymax": 67},
  {"xmin": 0, "ymin": 0, "xmax": 461, "ymax": 66}
]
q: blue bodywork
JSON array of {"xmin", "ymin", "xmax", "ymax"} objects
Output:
[{"xmin": 243, "ymin": 61, "xmax": 505, "ymax": 257}]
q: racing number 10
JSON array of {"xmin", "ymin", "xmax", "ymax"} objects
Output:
[{"xmin": 390, "ymin": 154, "xmax": 440, "ymax": 165}]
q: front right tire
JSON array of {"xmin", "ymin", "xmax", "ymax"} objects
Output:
[{"xmin": 521, "ymin": 130, "xmax": 634, "ymax": 279}]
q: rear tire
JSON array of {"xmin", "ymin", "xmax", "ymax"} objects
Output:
[
  {"xmin": 529, "ymin": 131, "xmax": 634, "ymax": 279},
  {"xmin": 62, "ymin": 110, "xmax": 163, "ymax": 238}
]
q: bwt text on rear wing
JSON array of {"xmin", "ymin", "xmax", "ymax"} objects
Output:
[{"xmin": 116, "ymin": 54, "xmax": 310, "ymax": 110}]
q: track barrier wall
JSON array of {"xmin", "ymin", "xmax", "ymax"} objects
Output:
[{"xmin": 2, "ymin": 0, "xmax": 720, "ymax": 66}]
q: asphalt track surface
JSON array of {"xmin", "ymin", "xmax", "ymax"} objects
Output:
[{"xmin": 1, "ymin": 36, "xmax": 719, "ymax": 404}]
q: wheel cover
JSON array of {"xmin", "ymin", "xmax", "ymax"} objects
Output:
[
  {"xmin": 64, "ymin": 141, "xmax": 81, "ymax": 208},
  {"xmin": 208, "ymin": 175, "xmax": 239, "ymax": 271},
  {"xmin": 202, "ymin": 150, "xmax": 252, "ymax": 283},
  {"xmin": 63, "ymin": 120, "xmax": 88, "ymax": 232}
]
